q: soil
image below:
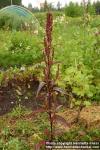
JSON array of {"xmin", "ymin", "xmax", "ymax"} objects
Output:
[
  {"xmin": 0, "ymin": 79, "xmax": 39, "ymax": 115},
  {"xmin": 0, "ymin": 78, "xmax": 100, "ymax": 130},
  {"xmin": 0, "ymin": 78, "xmax": 66, "ymax": 115}
]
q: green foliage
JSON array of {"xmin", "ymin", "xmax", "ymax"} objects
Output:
[
  {"xmin": 62, "ymin": 65, "xmax": 94, "ymax": 97},
  {"xmin": 9, "ymin": 32, "xmax": 40, "ymax": 53},
  {"xmin": 94, "ymin": 1, "xmax": 100, "ymax": 15},
  {"xmin": 0, "ymin": 0, "xmax": 21, "ymax": 9},
  {"xmin": 10, "ymin": 106, "xmax": 29, "ymax": 117},
  {"xmin": 34, "ymin": 12, "xmax": 46, "ymax": 27},
  {"xmin": 0, "ymin": 5, "xmax": 40, "ymax": 31},
  {"xmin": 16, "ymin": 120, "xmax": 35, "ymax": 136},
  {"xmin": 0, "ymin": 108, "xmax": 49, "ymax": 149},
  {"xmin": 65, "ymin": 1, "xmax": 96, "ymax": 18},
  {"xmin": 56, "ymin": 127, "xmax": 100, "ymax": 141},
  {"xmin": 65, "ymin": 2, "xmax": 83, "ymax": 17},
  {"xmin": 0, "ymin": 139, "xmax": 5, "ymax": 149},
  {"xmin": 87, "ymin": 2, "xmax": 96, "ymax": 15},
  {"xmin": 5, "ymin": 138, "xmax": 30, "ymax": 150},
  {"xmin": 90, "ymin": 16, "xmax": 100, "ymax": 27},
  {"xmin": 1, "ymin": 127, "xmax": 11, "ymax": 139},
  {"xmin": 0, "ymin": 13, "xmax": 37, "ymax": 31},
  {"xmin": 0, "ymin": 31, "xmax": 42, "ymax": 68},
  {"xmin": 0, "ymin": 66, "xmax": 36, "ymax": 86},
  {"xmin": 0, "ymin": 14, "xmax": 14, "ymax": 30}
]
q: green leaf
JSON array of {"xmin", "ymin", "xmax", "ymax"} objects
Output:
[{"xmin": 83, "ymin": 101, "xmax": 91, "ymax": 107}]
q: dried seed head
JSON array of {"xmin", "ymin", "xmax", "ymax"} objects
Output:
[{"xmin": 44, "ymin": 12, "xmax": 53, "ymax": 56}]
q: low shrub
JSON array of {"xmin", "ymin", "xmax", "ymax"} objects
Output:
[{"xmin": 0, "ymin": 31, "xmax": 42, "ymax": 68}]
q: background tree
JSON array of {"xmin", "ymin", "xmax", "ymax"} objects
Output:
[
  {"xmin": 32, "ymin": 7, "xmax": 39, "ymax": 13},
  {"xmin": 12, "ymin": 0, "xmax": 21, "ymax": 5},
  {"xmin": 28, "ymin": 3, "xmax": 32, "ymax": 11},
  {"xmin": 65, "ymin": 2, "xmax": 83, "ymax": 17},
  {"xmin": 0, "ymin": 0, "xmax": 10, "ymax": 8},
  {"xmin": 57, "ymin": 1, "xmax": 61, "ymax": 10},
  {"xmin": 44, "ymin": 0, "xmax": 48, "ymax": 11},
  {"xmin": 40, "ymin": 0, "xmax": 54, "ymax": 12},
  {"xmin": 94, "ymin": 1, "xmax": 100, "ymax": 15},
  {"xmin": 48, "ymin": 3, "xmax": 54, "ymax": 11},
  {"xmin": 87, "ymin": 0, "xmax": 95, "ymax": 15},
  {"xmin": 0, "ymin": 0, "xmax": 21, "ymax": 9}
]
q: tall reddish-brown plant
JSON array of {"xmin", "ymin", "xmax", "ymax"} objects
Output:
[
  {"xmin": 43, "ymin": 12, "xmax": 54, "ymax": 141},
  {"xmin": 36, "ymin": 12, "xmax": 68, "ymax": 145}
]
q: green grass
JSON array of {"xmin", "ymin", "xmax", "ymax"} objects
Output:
[
  {"xmin": 0, "ymin": 106, "xmax": 100, "ymax": 149},
  {"xmin": 0, "ymin": 107, "xmax": 49, "ymax": 150}
]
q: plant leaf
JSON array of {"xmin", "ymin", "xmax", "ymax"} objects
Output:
[
  {"xmin": 84, "ymin": 101, "xmax": 91, "ymax": 107},
  {"xmin": 56, "ymin": 105, "xmax": 63, "ymax": 112},
  {"xmin": 53, "ymin": 87, "xmax": 66, "ymax": 95},
  {"xmin": 16, "ymin": 89, "xmax": 22, "ymax": 96},
  {"xmin": 36, "ymin": 82, "xmax": 46, "ymax": 97}
]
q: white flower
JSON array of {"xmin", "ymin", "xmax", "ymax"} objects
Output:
[
  {"xmin": 34, "ymin": 30, "xmax": 38, "ymax": 35},
  {"xmin": 20, "ymin": 43, "xmax": 22, "ymax": 47},
  {"xmin": 25, "ymin": 96, "xmax": 28, "ymax": 100},
  {"xmin": 20, "ymin": 66, "xmax": 25, "ymax": 71}
]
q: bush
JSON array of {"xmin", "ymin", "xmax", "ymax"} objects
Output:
[
  {"xmin": 34, "ymin": 12, "xmax": 46, "ymax": 27},
  {"xmin": 59, "ymin": 64, "xmax": 94, "ymax": 98},
  {"xmin": 0, "ymin": 31, "xmax": 42, "ymax": 68},
  {"xmin": 0, "ymin": 14, "xmax": 23, "ymax": 30},
  {"xmin": 0, "ymin": 13, "xmax": 40, "ymax": 31},
  {"xmin": 90, "ymin": 16, "xmax": 100, "ymax": 27},
  {"xmin": 65, "ymin": 2, "xmax": 83, "ymax": 17}
]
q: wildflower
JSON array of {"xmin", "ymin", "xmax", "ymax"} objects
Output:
[
  {"xmin": 33, "ymin": 30, "xmax": 38, "ymax": 35},
  {"xmin": 20, "ymin": 66, "xmax": 25, "ymax": 71},
  {"xmin": 11, "ymin": 101, "xmax": 14, "ymax": 104}
]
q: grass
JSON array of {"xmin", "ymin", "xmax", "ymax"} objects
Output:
[
  {"xmin": 0, "ymin": 107, "xmax": 49, "ymax": 149},
  {"xmin": 0, "ymin": 106, "xmax": 100, "ymax": 149}
]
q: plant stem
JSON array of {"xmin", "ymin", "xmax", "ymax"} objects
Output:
[{"xmin": 44, "ymin": 12, "xmax": 54, "ymax": 141}]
